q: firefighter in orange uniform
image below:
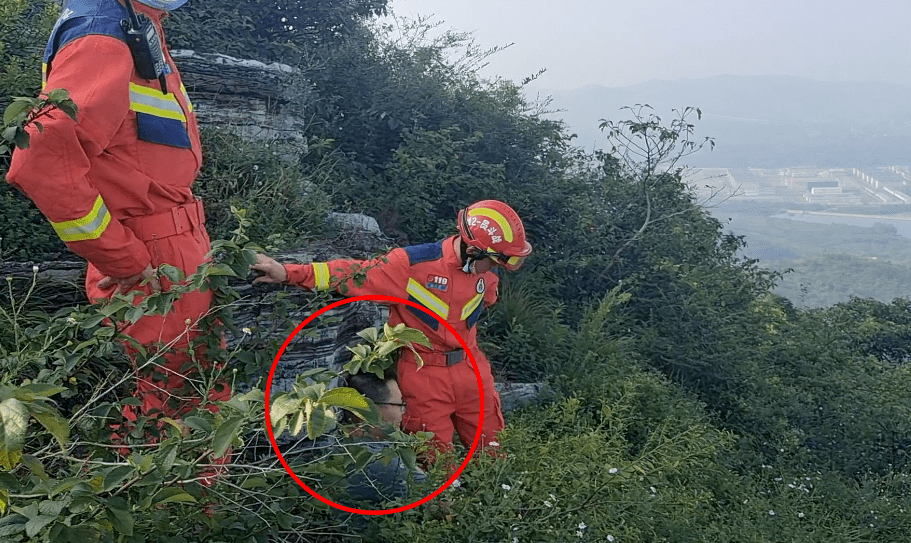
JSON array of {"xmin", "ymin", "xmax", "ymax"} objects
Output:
[
  {"xmin": 5, "ymin": 0, "xmax": 229, "ymax": 470},
  {"xmin": 252, "ymin": 200, "xmax": 532, "ymax": 452}
]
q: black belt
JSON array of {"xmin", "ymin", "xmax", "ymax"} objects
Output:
[
  {"xmin": 444, "ymin": 349, "xmax": 464, "ymax": 366},
  {"xmin": 417, "ymin": 349, "xmax": 465, "ymax": 367}
]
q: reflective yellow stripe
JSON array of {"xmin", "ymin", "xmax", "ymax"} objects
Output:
[
  {"xmin": 51, "ymin": 195, "xmax": 111, "ymax": 242},
  {"xmin": 468, "ymin": 207, "xmax": 514, "ymax": 242},
  {"xmin": 460, "ymin": 293, "xmax": 484, "ymax": 321},
  {"xmin": 180, "ymin": 83, "xmax": 193, "ymax": 113},
  {"xmin": 129, "ymin": 82, "xmax": 187, "ymax": 121},
  {"xmin": 486, "ymin": 250, "xmax": 522, "ymax": 267},
  {"xmin": 312, "ymin": 262, "xmax": 331, "ymax": 290},
  {"xmin": 406, "ymin": 278, "xmax": 449, "ymax": 319},
  {"xmin": 41, "ymin": 63, "xmax": 47, "ymax": 90}
]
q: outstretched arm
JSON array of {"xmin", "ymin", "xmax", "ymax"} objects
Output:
[{"xmin": 250, "ymin": 254, "xmax": 288, "ymax": 284}]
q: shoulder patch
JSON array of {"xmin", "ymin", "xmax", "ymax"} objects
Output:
[
  {"xmin": 404, "ymin": 242, "xmax": 444, "ymax": 266},
  {"xmin": 45, "ymin": 0, "xmax": 128, "ymax": 65}
]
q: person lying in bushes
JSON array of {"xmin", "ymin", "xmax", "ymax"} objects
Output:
[{"xmin": 337, "ymin": 370, "xmax": 426, "ymax": 503}]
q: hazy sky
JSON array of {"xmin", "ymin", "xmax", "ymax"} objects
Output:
[{"xmin": 384, "ymin": 0, "xmax": 911, "ymax": 90}]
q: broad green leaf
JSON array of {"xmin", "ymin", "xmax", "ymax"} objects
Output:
[
  {"xmin": 182, "ymin": 416, "xmax": 212, "ymax": 433},
  {"xmin": 3, "ymin": 100, "xmax": 31, "ymax": 126},
  {"xmin": 0, "ymin": 514, "xmax": 27, "ymax": 537},
  {"xmin": 31, "ymin": 409, "xmax": 70, "ymax": 449},
  {"xmin": 0, "ymin": 398, "xmax": 28, "ymax": 468},
  {"xmin": 288, "ymin": 410, "xmax": 304, "ymax": 437},
  {"xmin": 356, "ymin": 327, "xmax": 379, "ymax": 343},
  {"xmin": 49, "ymin": 478, "xmax": 82, "ymax": 497},
  {"xmin": 306, "ymin": 405, "xmax": 332, "ymax": 440},
  {"xmin": 124, "ymin": 306, "xmax": 144, "ymax": 324},
  {"xmin": 154, "ymin": 439, "xmax": 179, "ymax": 474},
  {"xmin": 212, "ymin": 416, "xmax": 244, "ymax": 459},
  {"xmin": 319, "ymin": 387, "xmax": 369, "ymax": 411},
  {"xmin": 15, "ymin": 383, "xmax": 67, "ymax": 401},
  {"xmin": 58, "ymin": 101, "xmax": 79, "ymax": 122},
  {"xmin": 240, "ymin": 477, "xmax": 267, "ymax": 490},
  {"xmin": 398, "ymin": 447, "xmax": 418, "ymax": 473},
  {"xmin": 20, "ymin": 454, "xmax": 48, "ymax": 481},
  {"xmin": 25, "ymin": 514, "xmax": 56, "ymax": 538},
  {"xmin": 46, "ymin": 88, "xmax": 69, "ymax": 103},
  {"xmin": 269, "ymin": 394, "xmax": 300, "ymax": 423},
  {"xmin": 206, "ymin": 263, "xmax": 239, "ymax": 277},
  {"xmin": 158, "ymin": 264, "xmax": 184, "ymax": 283},
  {"xmin": 151, "ymin": 487, "xmax": 197, "ymax": 506},
  {"xmin": 38, "ymin": 499, "xmax": 68, "ymax": 516},
  {"xmin": 272, "ymin": 416, "xmax": 287, "ymax": 437},
  {"xmin": 1, "ymin": 125, "xmax": 18, "ymax": 143},
  {"xmin": 103, "ymin": 465, "xmax": 136, "ymax": 492},
  {"xmin": 294, "ymin": 368, "xmax": 331, "ymax": 381},
  {"xmin": 375, "ymin": 340, "xmax": 399, "ymax": 358},
  {"xmin": 392, "ymin": 329, "xmax": 431, "ymax": 348},
  {"xmin": 105, "ymin": 497, "xmax": 134, "ymax": 536},
  {"xmin": 128, "ymin": 452, "xmax": 154, "ymax": 474}
]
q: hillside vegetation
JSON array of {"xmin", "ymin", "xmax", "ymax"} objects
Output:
[{"xmin": 1, "ymin": 1, "xmax": 910, "ymax": 542}]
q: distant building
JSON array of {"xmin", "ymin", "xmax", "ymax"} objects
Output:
[
  {"xmin": 810, "ymin": 186, "xmax": 842, "ymax": 195},
  {"xmin": 806, "ymin": 180, "xmax": 839, "ymax": 191}
]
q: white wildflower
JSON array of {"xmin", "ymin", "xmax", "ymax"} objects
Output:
[
  {"xmin": 607, "ymin": 536, "xmax": 615, "ymax": 542},
  {"xmin": 513, "ymin": 538, "xmax": 518, "ymax": 543},
  {"xmin": 32, "ymin": 265, "xmax": 39, "ymax": 273},
  {"xmin": 502, "ymin": 484, "xmax": 512, "ymax": 491},
  {"xmin": 769, "ymin": 510, "xmax": 775, "ymax": 516},
  {"xmin": 608, "ymin": 467, "xmax": 619, "ymax": 474},
  {"xmin": 488, "ymin": 441, "xmax": 500, "ymax": 447},
  {"xmin": 650, "ymin": 486, "xmax": 657, "ymax": 494},
  {"xmin": 451, "ymin": 478, "xmax": 461, "ymax": 488},
  {"xmin": 798, "ymin": 512, "xmax": 805, "ymax": 518},
  {"xmin": 543, "ymin": 500, "xmax": 552, "ymax": 508},
  {"xmin": 66, "ymin": 317, "xmax": 77, "ymax": 325},
  {"xmin": 242, "ymin": 327, "xmax": 252, "ymax": 335},
  {"xmin": 578, "ymin": 522, "xmax": 586, "ymax": 530}
]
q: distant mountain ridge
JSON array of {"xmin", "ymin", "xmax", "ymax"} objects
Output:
[{"xmin": 528, "ymin": 75, "xmax": 911, "ymax": 168}]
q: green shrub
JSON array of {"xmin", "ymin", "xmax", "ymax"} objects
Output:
[{"xmin": 193, "ymin": 128, "xmax": 332, "ymax": 248}]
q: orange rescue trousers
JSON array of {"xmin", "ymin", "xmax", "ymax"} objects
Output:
[{"xmin": 89, "ymin": 223, "xmax": 231, "ymax": 484}]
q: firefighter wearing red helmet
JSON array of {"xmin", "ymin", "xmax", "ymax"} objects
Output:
[
  {"xmin": 253, "ymin": 200, "xmax": 532, "ymax": 454},
  {"xmin": 6, "ymin": 0, "xmax": 229, "ymax": 481}
]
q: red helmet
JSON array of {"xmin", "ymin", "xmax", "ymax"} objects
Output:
[{"xmin": 457, "ymin": 200, "xmax": 532, "ymax": 271}]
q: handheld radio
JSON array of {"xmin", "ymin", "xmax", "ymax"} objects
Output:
[{"xmin": 120, "ymin": 0, "xmax": 169, "ymax": 94}]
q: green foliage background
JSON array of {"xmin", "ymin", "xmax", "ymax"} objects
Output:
[{"xmin": 2, "ymin": 0, "xmax": 910, "ymax": 541}]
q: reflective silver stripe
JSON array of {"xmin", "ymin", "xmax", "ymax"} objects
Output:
[
  {"xmin": 406, "ymin": 278, "xmax": 449, "ymax": 318},
  {"xmin": 129, "ymin": 82, "xmax": 186, "ymax": 121},
  {"xmin": 51, "ymin": 195, "xmax": 111, "ymax": 242}
]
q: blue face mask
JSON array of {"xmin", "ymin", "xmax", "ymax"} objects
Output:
[{"xmin": 133, "ymin": 0, "xmax": 189, "ymax": 10}]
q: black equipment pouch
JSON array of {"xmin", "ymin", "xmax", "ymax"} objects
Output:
[{"xmin": 120, "ymin": 0, "xmax": 169, "ymax": 93}]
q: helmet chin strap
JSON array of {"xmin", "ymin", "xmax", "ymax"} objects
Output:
[{"xmin": 461, "ymin": 246, "xmax": 484, "ymax": 274}]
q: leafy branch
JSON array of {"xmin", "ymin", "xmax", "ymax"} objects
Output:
[{"xmin": 1, "ymin": 88, "xmax": 78, "ymax": 155}]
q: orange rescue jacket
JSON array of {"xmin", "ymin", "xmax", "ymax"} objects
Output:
[{"xmin": 284, "ymin": 236, "xmax": 500, "ymax": 358}]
